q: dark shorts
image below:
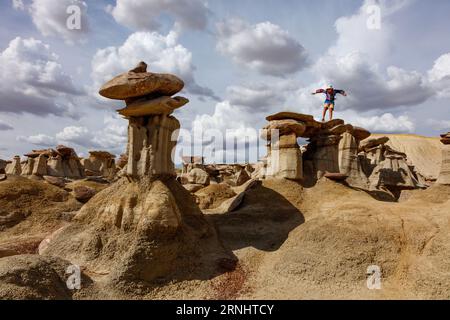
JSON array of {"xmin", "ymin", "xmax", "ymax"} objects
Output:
[{"xmin": 324, "ymin": 100, "xmax": 335, "ymax": 109}]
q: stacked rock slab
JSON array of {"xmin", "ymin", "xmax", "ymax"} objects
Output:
[
  {"xmin": 100, "ymin": 61, "xmax": 188, "ymax": 180},
  {"xmin": 437, "ymin": 132, "xmax": 450, "ymax": 185}
]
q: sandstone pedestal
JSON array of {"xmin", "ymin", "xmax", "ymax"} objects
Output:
[
  {"xmin": 437, "ymin": 132, "xmax": 450, "ymax": 185},
  {"xmin": 263, "ymin": 121, "xmax": 304, "ymax": 180},
  {"xmin": 339, "ymin": 132, "xmax": 369, "ymax": 188},
  {"xmin": 125, "ymin": 114, "xmax": 180, "ymax": 179},
  {"xmin": 5, "ymin": 156, "xmax": 21, "ymax": 175}
]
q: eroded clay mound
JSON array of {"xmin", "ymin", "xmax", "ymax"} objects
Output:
[
  {"xmin": 243, "ymin": 180, "xmax": 450, "ymax": 299},
  {"xmin": 41, "ymin": 178, "xmax": 234, "ymax": 287},
  {"xmin": 195, "ymin": 183, "xmax": 237, "ymax": 210},
  {"xmin": 0, "ymin": 254, "xmax": 83, "ymax": 300},
  {"xmin": 0, "ymin": 176, "xmax": 82, "ymax": 257}
]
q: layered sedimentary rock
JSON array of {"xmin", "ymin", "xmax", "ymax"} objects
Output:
[
  {"xmin": 126, "ymin": 115, "xmax": 180, "ymax": 179},
  {"xmin": 262, "ymin": 112, "xmax": 369, "ymax": 185},
  {"xmin": 436, "ymin": 132, "xmax": 450, "ymax": 185},
  {"xmin": 260, "ymin": 112, "xmax": 426, "ymax": 192},
  {"xmin": 5, "ymin": 156, "xmax": 21, "ymax": 175},
  {"xmin": 0, "ymin": 159, "xmax": 7, "ymax": 181},
  {"xmin": 262, "ymin": 117, "xmax": 305, "ymax": 180},
  {"xmin": 99, "ymin": 62, "xmax": 185, "ymax": 180},
  {"xmin": 81, "ymin": 151, "xmax": 116, "ymax": 178},
  {"xmin": 360, "ymin": 136, "xmax": 426, "ymax": 191},
  {"xmin": 338, "ymin": 131, "xmax": 369, "ymax": 188},
  {"xmin": 15, "ymin": 146, "xmax": 84, "ymax": 179}
]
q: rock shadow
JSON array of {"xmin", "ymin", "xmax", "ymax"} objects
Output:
[{"xmin": 206, "ymin": 184, "xmax": 305, "ymax": 252}]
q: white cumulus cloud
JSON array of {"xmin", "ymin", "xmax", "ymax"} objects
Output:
[
  {"xmin": 351, "ymin": 113, "xmax": 415, "ymax": 133},
  {"xmin": 29, "ymin": 0, "xmax": 89, "ymax": 43},
  {"xmin": 17, "ymin": 133, "xmax": 57, "ymax": 146},
  {"xmin": 108, "ymin": 0, "xmax": 210, "ymax": 31},
  {"xmin": 91, "ymin": 30, "xmax": 217, "ymax": 101},
  {"xmin": 216, "ymin": 18, "xmax": 308, "ymax": 77},
  {"xmin": 0, "ymin": 37, "xmax": 82, "ymax": 118}
]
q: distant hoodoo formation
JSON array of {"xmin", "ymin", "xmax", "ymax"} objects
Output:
[
  {"xmin": 437, "ymin": 132, "xmax": 450, "ymax": 185},
  {"xmin": 100, "ymin": 61, "xmax": 188, "ymax": 179},
  {"xmin": 2, "ymin": 146, "xmax": 117, "ymax": 181},
  {"xmin": 5, "ymin": 146, "xmax": 84, "ymax": 178}
]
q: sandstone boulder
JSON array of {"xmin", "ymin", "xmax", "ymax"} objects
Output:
[
  {"xmin": 43, "ymin": 176, "xmax": 66, "ymax": 188},
  {"xmin": 188, "ymin": 168, "xmax": 210, "ymax": 186},
  {"xmin": 235, "ymin": 167, "xmax": 251, "ymax": 186},
  {"xmin": 183, "ymin": 183, "xmax": 204, "ymax": 193},
  {"xmin": 73, "ymin": 186, "xmax": 96, "ymax": 203}
]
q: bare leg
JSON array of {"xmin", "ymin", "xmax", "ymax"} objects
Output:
[
  {"xmin": 329, "ymin": 107, "xmax": 334, "ymax": 120},
  {"xmin": 322, "ymin": 106, "xmax": 327, "ymax": 122}
]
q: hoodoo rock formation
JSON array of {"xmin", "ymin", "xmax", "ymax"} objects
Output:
[
  {"xmin": 5, "ymin": 156, "xmax": 21, "ymax": 175},
  {"xmin": 100, "ymin": 62, "xmax": 187, "ymax": 180},
  {"xmin": 256, "ymin": 112, "xmax": 425, "ymax": 194},
  {"xmin": 81, "ymin": 151, "xmax": 116, "ymax": 178},
  {"xmin": 360, "ymin": 137, "xmax": 426, "ymax": 192},
  {"xmin": 40, "ymin": 62, "xmax": 232, "ymax": 287},
  {"xmin": 437, "ymin": 132, "xmax": 450, "ymax": 185},
  {"xmin": 261, "ymin": 112, "xmax": 370, "ymax": 186},
  {"xmin": 262, "ymin": 114, "xmax": 306, "ymax": 180}
]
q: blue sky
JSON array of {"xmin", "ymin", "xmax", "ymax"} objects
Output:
[{"xmin": 1, "ymin": 0, "xmax": 450, "ymax": 162}]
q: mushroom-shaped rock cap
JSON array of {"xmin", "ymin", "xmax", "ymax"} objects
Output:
[
  {"xmin": 352, "ymin": 126, "xmax": 371, "ymax": 140},
  {"xmin": 89, "ymin": 151, "xmax": 116, "ymax": 159},
  {"xmin": 262, "ymin": 119, "xmax": 306, "ymax": 139},
  {"xmin": 266, "ymin": 112, "xmax": 316, "ymax": 124},
  {"xmin": 360, "ymin": 136, "xmax": 390, "ymax": 151},
  {"xmin": 99, "ymin": 61, "xmax": 184, "ymax": 100}
]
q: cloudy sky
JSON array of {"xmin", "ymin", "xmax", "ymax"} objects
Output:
[{"xmin": 1, "ymin": 0, "xmax": 450, "ymax": 162}]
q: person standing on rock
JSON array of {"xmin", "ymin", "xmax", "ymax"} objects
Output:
[{"xmin": 312, "ymin": 85, "xmax": 347, "ymax": 122}]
